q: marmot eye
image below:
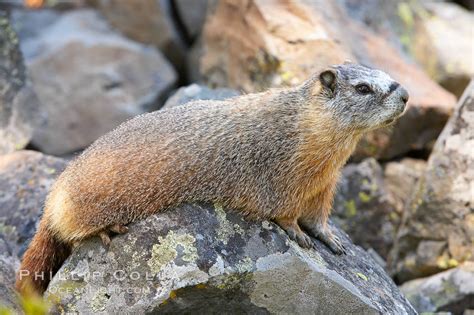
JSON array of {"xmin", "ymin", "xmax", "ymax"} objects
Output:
[{"xmin": 356, "ymin": 84, "xmax": 372, "ymax": 94}]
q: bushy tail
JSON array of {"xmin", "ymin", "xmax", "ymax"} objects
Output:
[{"xmin": 15, "ymin": 220, "xmax": 71, "ymax": 296}]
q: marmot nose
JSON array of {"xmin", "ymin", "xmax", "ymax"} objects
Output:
[{"xmin": 400, "ymin": 87, "xmax": 409, "ymax": 104}]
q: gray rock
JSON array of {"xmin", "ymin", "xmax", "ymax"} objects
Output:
[
  {"xmin": 10, "ymin": 9, "xmax": 62, "ymax": 42},
  {"xmin": 383, "ymin": 158, "xmax": 427, "ymax": 216},
  {"xmin": 412, "ymin": 2, "xmax": 474, "ymax": 97},
  {"xmin": 0, "ymin": 150, "xmax": 67, "ymax": 257},
  {"xmin": 175, "ymin": 0, "xmax": 209, "ymax": 40},
  {"xmin": 390, "ymin": 81, "xmax": 474, "ymax": 283},
  {"xmin": 0, "ymin": 12, "xmax": 42, "ymax": 155},
  {"xmin": 163, "ymin": 84, "xmax": 240, "ymax": 109},
  {"xmin": 400, "ymin": 262, "xmax": 474, "ymax": 313},
  {"xmin": 91, "ymin": 0, "xmax": 186, "ymax": 70},
  {"xmin": 46, "ymin": 203, "xmax": 415, "ymax": 314},
  {"xmin": 333, "ymin": 158, "xmax": 397, "ymax": 259},
  {"xmin": 20, "ymin": 9, "xmax": 176, "ymax": 155},
  {"xmin": 0, "ymin": 247, "xmax": 21, "ymax": 314}
]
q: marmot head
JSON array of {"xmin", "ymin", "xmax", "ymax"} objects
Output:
[{"xmin": 316, "ymin": 63, "xmax": 408, "ymax": 131}]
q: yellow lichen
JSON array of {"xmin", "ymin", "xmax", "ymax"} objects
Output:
[
  {"xmin": 169, "ymin": 290, "xmax": 177, "ymax": 299},
  {"xmin": 235, "ymin": 257, "xmax": 254, "ymax": 273},
  {"xmin": 447, "ymin": 258, "xmax": 459, "ymax": 268},
  {"xmin": 90, "ymin": 291, "xmax": 108, "ymax": 312},
  {"xmin": 344, "ymin": 200, "xmax": 357, "ymax": 217},
  {"xmin": 147, "ymin": 231, "xmax": 198, "ymax": 274},
  {"xmin": 358, "ymin": 192, "xmax": 372, "ymax": 203},
  {"xmin": 398, "ymin": 2, "xmax": 414, "ymax": 28},
  {"xmin": 214, "ymin": 203, "xmax": 243, "ymax": 244},
  {"xmin": 355, "ymin": 272, "xmax": 368, "ymax": 281}
]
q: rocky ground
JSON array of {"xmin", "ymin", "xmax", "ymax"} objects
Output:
[{"xmin": 0, "ymin": 0, "xmax": 472, "ymax": 314}]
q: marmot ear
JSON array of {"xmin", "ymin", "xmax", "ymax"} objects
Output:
[{"xmin": 319, "ymin": 69, "xmax": 337, "ymax": 93}]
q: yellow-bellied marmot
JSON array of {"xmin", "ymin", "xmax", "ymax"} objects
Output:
[{"xmin": 16, "ymin": 63, "xmax": 408, "ymax": 295}]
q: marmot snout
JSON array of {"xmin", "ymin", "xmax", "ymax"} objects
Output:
[{"xmin": 16, "ymin": 63, "xmax": 408, "ymax": 295}]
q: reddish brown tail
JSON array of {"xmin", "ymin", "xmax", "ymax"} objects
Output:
[{"xmin": 15, "ymin": 221, "xmax": 71, "ymax": 296}]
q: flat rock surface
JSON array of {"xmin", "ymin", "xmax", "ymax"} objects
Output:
[{"xmin": 46, "ymin": 203, "xmax": 415, "ymax": 314}]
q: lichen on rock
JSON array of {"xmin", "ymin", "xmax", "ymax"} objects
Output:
[
  {"xmin": 46, "ymin": 203, "xmax": 415, "ymax": 314},
  {"xmin": 147, "ymin": 231, "xmax": 198, "ymax": 275}
]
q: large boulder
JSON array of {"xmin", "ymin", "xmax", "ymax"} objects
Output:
[
  {"xmin": 198, "ymin": 0, "xmax": 455, "ymax": 160},
  {"xmin": 408, "ymin": 2, "xmax": 474, "ymax": 97},
  {"xmin": 390, "ymin": 81, "xmax": 474, "ymax": 283},
  {"xmin": 90, "ymin": 0, "xmax": 186, "ymax": 71},
  {"xmin": 0, "ymin": 150, "xmax": 67, "ymax": 257},
  {"xmin": 18, "ymin": 9, "xmax": 176, "ymax": 155},
  {"xmin": 46, "ymin": 204, "xmax": 416, "ymax": 314},
  {"xmin": 400, "ymin": 262, "xmax": 474, "ymax": 313},
  {"xmin": 0, "ymin": 12, "xmax": 41, "ymax": 155}
]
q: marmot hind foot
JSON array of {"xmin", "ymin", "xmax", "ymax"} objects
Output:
[{"xmin": 99, "ymin": 224, "xmax": 129, "ymax": 246}]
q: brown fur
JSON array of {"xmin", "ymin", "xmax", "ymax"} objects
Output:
[
  {"xmin": 16, "ymin": 220, "xmax": 71, "ymax": 295},
  {"xmin": 16, "ymin": 65, "xmax": 406, "ymax": 295}
]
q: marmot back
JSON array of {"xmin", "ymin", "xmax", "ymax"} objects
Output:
[{"xmin": 16, "ymin": 63, "xmax": 409, "ymax": 295}]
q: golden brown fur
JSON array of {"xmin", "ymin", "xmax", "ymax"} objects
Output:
[{"xmin": 16, "ymin": 64, "xmax": 408, "ymax": 295}]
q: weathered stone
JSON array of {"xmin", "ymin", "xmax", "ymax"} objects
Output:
[
  {"xmin": 199, "ymin": 0, "xmax": 455, "ymax": 160},
  {"xmin": 90, "ymin": 0, "xmax": 185, "ymax": 70},
  {"xmin": 0, "ymin": 248, "xmax": 21, "ymax": 314},
  {"xmin": 0, "ymin": 150, "xmax": 67, "ymax": 257},
  {"xmin": 200, "ymin": 0, "xmax": 351, "ymax": 91},
  {"xmin": 339, "ymin": 0, "xmax": 403, "ymax": 47},
  {"xmin": 390, "ymin": 81, "xmax": 474, "ymax": 283},
  {"xmin": 163, "ymin": 84, "xmax": 240, "ymax": 109},
  {"xmin": 0, "ymin": 12, "xmax": 42, "ymax": 155},
  {"xmin": 410, "ymin": 2, "xmax": 474, "ymax": 97},
  {"xmin": 333, "ymin": 158, "xmax": 397, "ymax": 259},
  {"xmin": 175, "ymin": 0, "xmax": 209, "ymax": 40},
  {"xmin": 19, "ymin": 9, "xmax": 176, "ymax": 155},
  {"xmin": 46, "ymin": 204, "xmax": 415, "ymax": 314},
  {"xmin": 384, "ymin": 158, "xmax": 427, "ymax": 215},
  {"xmin": 400, "ymin": 262, "xmax": 474, "ymax": 313},
  {"xmin": 10, "ymin": 9, "xmax": 61, "ymax": 42}
]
